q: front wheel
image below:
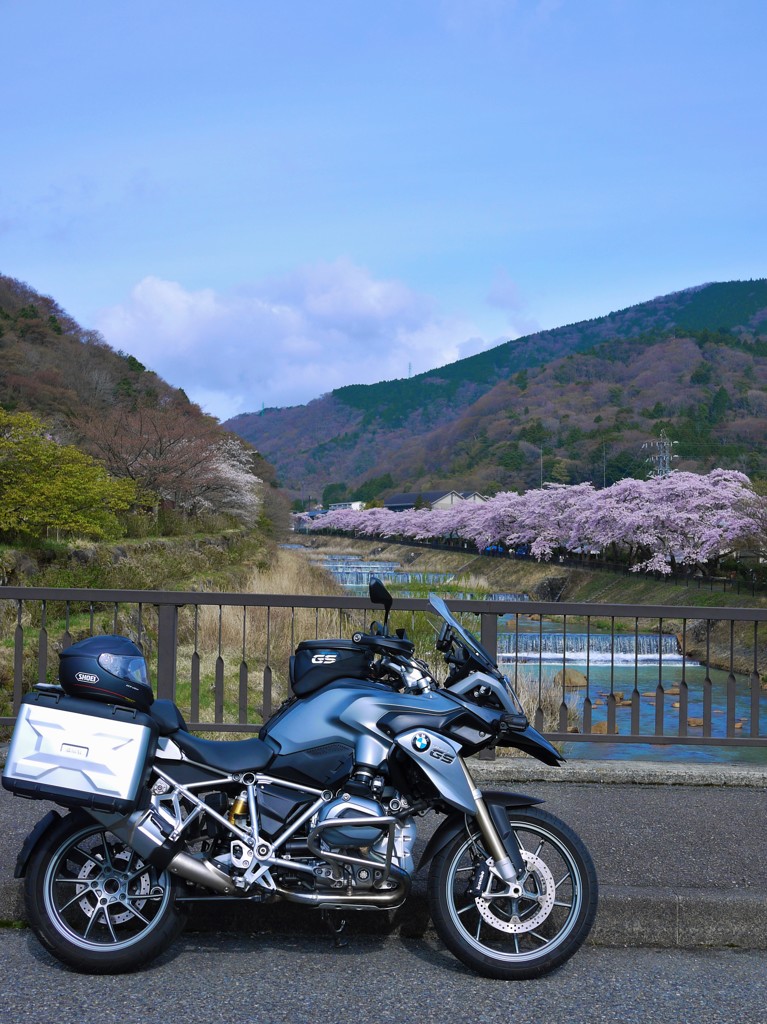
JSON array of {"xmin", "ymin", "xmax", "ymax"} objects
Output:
[
  {"xmin": 428, "ymin": 806, "xmax": 597, "ymax": 980},
  {"xmin": 25, "ymin": 811, "xmax": 186, "ymax": 973}
]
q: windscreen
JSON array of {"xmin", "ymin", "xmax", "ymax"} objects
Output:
[{"xmin": 428, "ymin": 593, "xmax": 498, "ymax": 673}]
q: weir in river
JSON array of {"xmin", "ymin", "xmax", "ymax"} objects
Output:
[
  {"xmin": 316, "ymin": 555, "xmax": 529, "ymax": 601},
  {"xmin": 296, "ymin": 552, "xmax": 765, "ymax": 761},
  {"xmin": 499, "ymin": 631, "xmax": 681, "ymax": 661}
]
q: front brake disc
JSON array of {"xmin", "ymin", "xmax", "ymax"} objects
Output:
[{"xmin": 476, "ymin": 850, "xmax": 556, "ymax": 934}]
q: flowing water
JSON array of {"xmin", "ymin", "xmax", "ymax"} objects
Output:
[
  {"xmin": 313, "ymin": 554, "xmax": 528, "ymax": 601},
  {"xmin": 306, "ymin": 550, "xmax": 767, "ymax": 763}
]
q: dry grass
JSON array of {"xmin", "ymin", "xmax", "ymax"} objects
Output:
[
  {"xmin": 175, "ymin": 549, "xmax": 358, "ymax": 725},
  {"xmin": 511, "ymin": 669, "xmax": 581, "ymax": 733}
]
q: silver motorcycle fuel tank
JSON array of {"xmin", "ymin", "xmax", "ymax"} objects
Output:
[{"xmin": 262, "ymin": 678, "xmax": 462, "ymax": 770}]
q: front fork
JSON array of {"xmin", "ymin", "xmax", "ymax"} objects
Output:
[{"xmin": 460, "ymin": 761, "xmax": 526, "ymax": 883}]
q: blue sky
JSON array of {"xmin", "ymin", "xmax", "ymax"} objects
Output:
[{"xmin": 2, "ymin": 0, "xmax": 766, "ymax": 419}]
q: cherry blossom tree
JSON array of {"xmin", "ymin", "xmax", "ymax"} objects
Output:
[{"xmin": 310, "ymin": 470, "xmax": 764, "ymax": 575}]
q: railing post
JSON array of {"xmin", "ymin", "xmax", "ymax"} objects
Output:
[
  {"xmin": 156, "ymin": 603, "xmax": 179, "ymax": 701},
  {"xmin": 481, "ymin": 610, "xmax": 498, "ymax": 663},
  {"xmin": 480, "ymin": 611, "xmax": 499, "ymax": 761}
]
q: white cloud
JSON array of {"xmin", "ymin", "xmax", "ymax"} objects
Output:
[
  {"xmin": 487, "ymin": 269, "xmax": 540, "ymax": 337},
  {"xmin": 96, "ymin": 260, "xmax": 486, "ymax": 421}
]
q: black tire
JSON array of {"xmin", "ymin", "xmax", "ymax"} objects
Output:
[
  {"xmin": 428, "ymin": 806, "xmax": 597, "ymax": 980},
  {"xmin": 25, "ymin": 811, "xmax": 186, "ymax": 973}
]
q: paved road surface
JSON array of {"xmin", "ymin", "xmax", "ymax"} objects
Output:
[{"xmin": 0, "ymin": 929, "xmax": 765, "ymax": 1024}]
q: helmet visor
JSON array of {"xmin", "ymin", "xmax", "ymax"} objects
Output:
[{"xmin": 98, "ymin": 652, "xmax": 149, "ymax": 686}]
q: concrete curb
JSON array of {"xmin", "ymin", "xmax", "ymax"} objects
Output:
[{"xmin": 469, "ymin": 756, "xmax": 767, "ymax": 787}]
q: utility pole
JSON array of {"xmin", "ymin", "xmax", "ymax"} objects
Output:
[{"xmin": 642, "ymin": 430, "xmax": 677, "ymax": 478}]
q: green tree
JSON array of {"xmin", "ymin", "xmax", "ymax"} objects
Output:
[
  {"xmin": 690, "ymin": 361, "xmax": 712, "ymax": 386},
  {"xmin": 322, "ymin": 482, "xmax": 348, "ymax": 506},
  {"xmin": 519, "ymin": 419, "xmax": 549, "ymax": 445},
  {"xmin": 709, "ymin": 386, "xmax": 731, "ymax": 424},
  {"xmin": 350, "ymin": 474, "xmax": 394, "ymax": 503},
  {"xmin": 0, "ymin": 409, "xmax": 136, "ymax": 540}
]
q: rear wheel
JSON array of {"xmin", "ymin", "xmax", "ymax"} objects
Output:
[
  {"xmin": 428, "ymin": 806, "xmax": 597, "ymax": 979},
  {"xmin": 25, "ymin": 811, "xmax": 186, "ymax": 973}
]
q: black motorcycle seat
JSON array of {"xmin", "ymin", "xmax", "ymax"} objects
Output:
[
  {"xmin": 150, "ymin": 699, "xmax": 189, "ymax": 735},
  {"xmin": 170, "ymin": 730, "xmax": 275, "ymax": 773}
]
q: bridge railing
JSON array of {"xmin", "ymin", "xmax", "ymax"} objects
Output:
[{"xmin": 1, "ymin": 586, "xmax": 765, "ymax": 750}]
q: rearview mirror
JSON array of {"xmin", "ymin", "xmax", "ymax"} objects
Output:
[{"xmin": 369, "ymin": 577, "xmax": 393, "ymax": 616}]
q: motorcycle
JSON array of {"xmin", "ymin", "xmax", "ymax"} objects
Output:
[{"xmin": 2, "ymin": 579, "xmax": 597, "ymax": 979}]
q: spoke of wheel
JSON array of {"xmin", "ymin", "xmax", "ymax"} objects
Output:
[
  {"xmin": 69, "ymin": 847, "xmax": 96, "ymax": 871},
  {"xmin": 554, "ymin": 871, "xmax": 572, "ymax": 890},
  {"xmin": 120, "ymin": 898, "xmax": 150, "ymax": 924},
  {"xmin": 513, "ymin": 933, "xmax": 520, "ymax": 954},
  {"xmin": 489, "ymin": 901, "xmax": 513, "ymax": 921},
  {"xmin": 83, "ymin": 906, "xmax": 100, "ymax": 940},
  {"xmin": 474, "ymin": 917, "xmax": 483, "ymax": 941},
  {"xmin": 54, "ymin": 875, "xmax": 88, "ymax": 885},
  {"xmin": 454, "ymin": 866, "xmax": 474, "ymax": 874},
  {"xmin": 456, "ymin": 902, "xmax": 476, "ymax": 917},
  {"xmin": 57, "ymin": 888, "xmax": 91, "ymax": 913},
  {"xmin": 99, "ymin": 835, "xmax": 114, "ymax": 869},
  {"xmin": 529, "ymin": 930, "xmax": 549, "ymax": 945},
  {"xmin": 533, "ymin": 840, "xmax": 544, "ymax": 859},
  {"xmin": 127, "ymin": 866, "xmax": 151, "ymax": 884},
  {"xmin": 103, "ymin": 906, "xmax": 118, "ymax": 943},
  {"xmin": 73, "ymin": 840, "xmax": 95, "ymax": 858},
  {"xmin": 553, "ymin": 899, "xmax": 573, "ymax": 910}
]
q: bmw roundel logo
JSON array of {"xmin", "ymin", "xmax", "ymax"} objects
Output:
[{"xmin": 412, "ymin": 732, "xmax": 431, "ymax": 752}]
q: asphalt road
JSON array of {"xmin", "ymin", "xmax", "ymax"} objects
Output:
[{"xmin": 0, "ymin": 929, "xmax": 765, "ymax": 1024}]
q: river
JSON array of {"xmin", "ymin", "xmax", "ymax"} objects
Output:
[{"xmin": 308, "ymin": 552, "xmax": 767, "ymax": 764}]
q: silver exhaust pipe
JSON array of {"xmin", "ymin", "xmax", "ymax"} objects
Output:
[
  {"xmin": 167, "ymin": 851, "xmax": 237, "ymax": 895},
  {"xmin": 273, "ymin": 875, "xmax": 409, "ymax": 909},
  {"xmin": 89, "ymin": 809, "xmax": 238, "ymax": 895}
]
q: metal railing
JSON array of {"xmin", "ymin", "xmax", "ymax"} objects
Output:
[{"xmin": 1, "ymin": 586, "xmax": 766, "ymax": 749}]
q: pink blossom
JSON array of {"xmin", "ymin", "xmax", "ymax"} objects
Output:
[{"xmin": 309, "ymin": 470, "xmax": 764, "ymax": 575}]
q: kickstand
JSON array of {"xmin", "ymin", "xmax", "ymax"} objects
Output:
[{"xmin": 321, "ymin": 909, "xmax": 349, "ymax": 949}]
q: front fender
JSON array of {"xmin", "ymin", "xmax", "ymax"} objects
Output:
[
  {"xmin": 13, "ymin": 809, "xmax": 62, "ymax": 878},
  {"xmin": 417, "ymin": 789, "xmax": 543, "ymax": 872},
  {"xmin": 499, "ymin": 724, "xmax": 564, "ymax": 766}
]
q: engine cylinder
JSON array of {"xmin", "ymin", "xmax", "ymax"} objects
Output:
[{"xmin": 314, "ymin": 795, "xmax": 385, "ymax": 847}]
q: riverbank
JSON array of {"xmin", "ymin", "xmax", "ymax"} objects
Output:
[
  {"xmin": 295, "ymin": 535, "xmax": 767, "ymax": 677},
  {"xmin": 296, "ymin": 534, "xmax": 767, "ymax": 610}
]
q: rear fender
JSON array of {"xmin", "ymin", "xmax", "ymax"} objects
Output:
[
  {"xmin": 13, "ymin": 809, "xmax": 62, "ymax": 878},
  {"xmin": 417, "ymin": 789, "xmax": 543, "ymax": 873}
]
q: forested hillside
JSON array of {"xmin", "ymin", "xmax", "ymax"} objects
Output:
[
  {"xmin": 226, "ymin": 280, "xmax": 767, "ymax": 500},
  {"xmin": 0, "ymin": 275, "xmax": 279, "ymax": 543}
]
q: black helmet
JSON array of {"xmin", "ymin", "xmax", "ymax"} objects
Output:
[{"xmin": 59, "ymin": 635, "xmax": 154, "ymax": 710}]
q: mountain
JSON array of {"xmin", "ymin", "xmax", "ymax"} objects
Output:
[
  {"xmin": 225, "ymin": 280, "xmax": 767, "ymax": 501},
  {"xmin": 0, "ymin": 273, "xmax": 279, "ymax": 494},
  {"xmin": 0, "ymin": 274, "xmax": 184, "ymax": 425}
]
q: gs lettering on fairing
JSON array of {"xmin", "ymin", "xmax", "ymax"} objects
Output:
[{"xmin": 2, "ymin": 579, "xmax": 597, "ymax": 980}]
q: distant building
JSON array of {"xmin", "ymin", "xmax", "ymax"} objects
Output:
[
  {"xmin": 384, "ymin": 490, "xmax": 488, "ymax": 511},
  {"xmin": 328, "ymin": 501, "xmax": 365, "ymax": 511}
]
